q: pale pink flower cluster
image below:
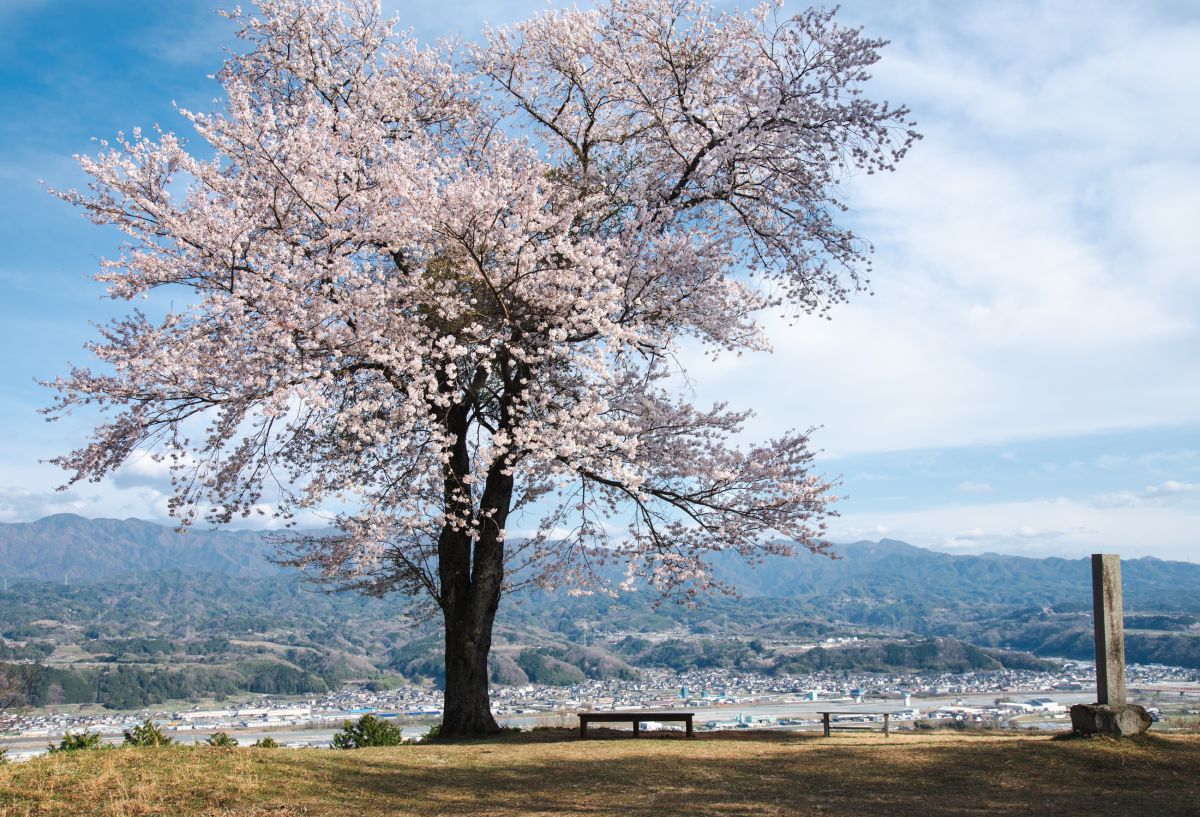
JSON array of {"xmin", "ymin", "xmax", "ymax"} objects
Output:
[{"xmin": 47, "ymin": 0, "xmax": 916, "ymax": 607}]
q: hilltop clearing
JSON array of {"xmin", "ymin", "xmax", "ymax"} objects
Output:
[{"xmin": 2, "ymin": 731, "xmax": 1198, "ymax": 816}]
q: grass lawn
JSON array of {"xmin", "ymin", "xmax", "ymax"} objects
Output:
[{"xmin": 2, "ymin": 729, "xmax": 1198, "ymax": 816}]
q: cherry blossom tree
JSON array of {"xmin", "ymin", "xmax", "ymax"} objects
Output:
[{"xmin": 47, "ymin": 0, "xmax": 917, "ymax": 736}]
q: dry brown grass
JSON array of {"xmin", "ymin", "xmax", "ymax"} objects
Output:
[
  {"xmin": 2, "ymin": 730, "xmax": 1199, "ymax": 817},
  {"xmin": 529, "ymin": 711, "xmax": 577, "ymax": 730}
]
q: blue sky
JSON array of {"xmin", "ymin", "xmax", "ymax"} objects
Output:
[{"xmin": 0, "ymin": 0, "xmax": 1196, "ymax": 560}]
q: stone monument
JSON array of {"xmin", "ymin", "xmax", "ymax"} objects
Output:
[{"xmin": 1069, "ymin": 554, "xmax": 1151, "ymax": 736}]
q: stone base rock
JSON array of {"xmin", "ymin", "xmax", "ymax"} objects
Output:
[{"xmin": 1069, "ymin": 703, "xmax": 1152, "ymax": 736}]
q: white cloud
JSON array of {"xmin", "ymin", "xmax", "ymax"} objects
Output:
[
  {"xmin": 132, "ymin": 5, "xmax": 238, "ymax": 68},
  {"xmin": 1147, "ymin": 480, "xmax": 1200, "ymax": 497},
  {"xmin": 0, "ymin": 487, "xmax": 92, "ymax": 522},
  {"xmin": 1095, "ymin": 480, "xmax": 1200, "ymax": 508},
  {"xmin": 111, "ymin": 451, "xmax": 177, "ymax": 491},
  {"xmin": 958, "ymin": 481, "xmax": 993, "ymax": 494},
  {"xmin": 0, "ymin": 456, "xmax": 326, "ymax": 531},
  {"xmin": 830, "ymin": 495, "xmax": 1198, "ymax": 560},
  {"xmin": 681, "ymin": 0, "xmax": 1200, "ymax": 457},
  {"xmin": 853, "ymin": 472, "xmax": 892, "ymax": 482}
]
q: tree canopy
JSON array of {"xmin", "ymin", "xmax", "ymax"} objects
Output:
[{"xmin": 48, "ymin": 0, "xmax": 916, "ymax": 734}]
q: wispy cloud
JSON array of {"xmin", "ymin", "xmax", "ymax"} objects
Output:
[
  {"xmin": 831, "ymin": 494, "xmax": 1197, "ymax": 560},
  {"xmin": 683, "ymin": 0, "xmax": 1200, "ymax": 456},
  {"xmin": 0, "ymin": 486, "xmax": 91, "ymax": 522},
  {"xmin": 1095, "ymin": 480, "xmax": 1200, "ymax": 508}
]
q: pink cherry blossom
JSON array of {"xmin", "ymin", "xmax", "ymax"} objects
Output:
[{"xmin": 46, "ymin": 0, "xmax": 917, "ymax": 735}]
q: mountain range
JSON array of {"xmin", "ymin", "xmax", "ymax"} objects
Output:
[
  {"xmin": 4, "ymin": 514, "xmax": 1197, "ymax": 615},
  {"xmin": 0, "ymin": 514, "xmax": 278, "ymax": 582},
  {"xmin": 2, "ymin": 514, "xmax": 1198, "ymax": 698}
]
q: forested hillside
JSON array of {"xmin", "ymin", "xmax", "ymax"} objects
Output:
[{"xmin": 1, "ymin": 516, "xmax": 1197, "ymax": 709}]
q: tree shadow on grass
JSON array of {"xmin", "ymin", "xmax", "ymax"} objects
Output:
[
  {"xmin": 464, "ymin": 726, "xmax": 824, "ymax": 744},
  {"xmin": 288, "ymin": 733, "xmax": 1200, "ymax": 817}
]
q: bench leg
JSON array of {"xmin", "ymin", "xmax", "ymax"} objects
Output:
[
  {"xmin": 823, "ymin": 713, "xmax": 831, "ymax": 737},
  {"xmin": 884, "ymin": 714, "xmax": 890, "ymax": 738},
  {"xmin": 686, "ymin": 717, "xmax": 693, "ymax": 738},
  {"xmin": 580, "ymin": 720, "xmax": 587, "ymax": 739},
  {"xmin": 633, "ymin": 720, "xmax": 639, "ymax": 737}
]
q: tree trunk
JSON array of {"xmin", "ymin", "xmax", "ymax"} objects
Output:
[
  {"xmin": 435, "ymin": 362, "xmax": 521, "ymax": 738},
  {"xmin": 440, "ymin": 602, "xmax": 501, "ymax": 736},
  {"xmin": 438, "ymin": 465, "xmax": 512, "ymax": 736},
  {"xmin": 438, "ymin": 514, "xmax": 507, "ymax": 737},
  {"xmin": 435, "ymin": 417, "xmax": 513, "ymax": 737}
]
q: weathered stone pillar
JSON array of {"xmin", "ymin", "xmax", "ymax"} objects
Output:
[
  {"xmin": 1092, "ymin": 553, "xmax": 1126, "ymax": 706},
  {"xmin": 1069, "ymin": 554, "xmax": 1151, "ymax": 736}
]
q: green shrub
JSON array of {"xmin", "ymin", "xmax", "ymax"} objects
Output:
[
  {"xmin": 331, "ymin": 714, "xmax": 405, "ymax": 749},
  {"xmin": 423, "ymin": 722, "xmax": 442, "ymax": 741},
  {"xmin": 123, "ymin": 719, "xmax": 174, "ymax": 747},
  {"xmin": 48, "ymin": 730, "xmax": 102, "ymax": 753},
  {"xmin": 251, "ymin": 736, "xmax": 280, "ymax": 748},
  {"xmin": 204, "ymin": 731, "xmax": 238, "ymax": 747},
  {"xmin": 0, "ymin": 746, "xmax": 8, "ymax": 764}
]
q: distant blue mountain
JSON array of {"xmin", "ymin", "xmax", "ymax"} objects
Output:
[
  {"xmin": 1, "ymin": 515, "xmax": 1197, "ymax": 615},
  {"xmin": 2, "ymin": 515, "xmax": 1199, "ymax": 670},
  {"xmin": 0, "ymin": 514, "xmax": 279, "ymax": 581}
]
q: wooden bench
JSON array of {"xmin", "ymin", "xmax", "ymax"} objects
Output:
[
  {"xmin": 819, "ymin": 711, "xmax": 890, "ymax": 737},
  {"xmin": 578, "ymin": 711, "xmax": 695, "ymax": 738}
]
